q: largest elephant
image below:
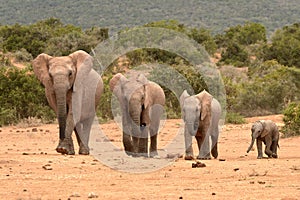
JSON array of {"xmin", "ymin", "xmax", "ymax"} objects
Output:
[
  {"xmin": 109, "ymin": 73, "xmax": 165, "ymax": 157},
  {"xmin": 180, "ymin": 90, "xmax": 221, "ymax": 160},
  {"xmin": 32, "ymin": 50, "xmax": 103, "ymax": 155}
]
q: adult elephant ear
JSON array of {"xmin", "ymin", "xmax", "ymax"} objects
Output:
[
  {"xmin": 32, "ymin": 53, "xmax": 57, "ymax": 111},
  {"xmin": 32, "ymin": 53, "xmax": 53, "ymax": 88},
  {"xmin": 69, "ymin": 50, "xmax": 94, "ymax": 124},
  {"xmin": 196, "ymin": 90, "xmax": 213, "ymax": 120},
  {"xmin": 260, "ymin": 120, "xmax": 270, "ymax": 138}
]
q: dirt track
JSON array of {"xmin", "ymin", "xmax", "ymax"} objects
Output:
[{"xmin": 0, "ymin": 115, "xmax": 299, "ymax": 199}]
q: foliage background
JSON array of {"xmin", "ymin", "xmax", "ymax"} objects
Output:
[{"xmin": 0, "ymin": 18, "xmax": 299, "ymax": 137}]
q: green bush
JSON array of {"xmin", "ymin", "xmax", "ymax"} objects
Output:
[
  {"xmin": 282, "ymin": 102, "xmax": 300, "ymax": 138},
  {"xmin": 0, "ymin": 66, "xmax": 55, "ymax": 126},
  {"xmin": 223, "ymin": 60, "xmax": 300, "ymax": 117},
  {"xmin": 225, "ymin": 112, "xmax": 246, "ymax": 124}
]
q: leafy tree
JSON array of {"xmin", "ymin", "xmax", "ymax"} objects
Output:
[
  {"xmin": 265, "ymin": 23, "xmax": 300, "ymax": 68},
  {"xmin": 188, "ymin": 28, "xmax": 217, "ymax": 55},
  {"xmin": 219, "ymin": 41, "xmax": 249, "ymax": 66}
]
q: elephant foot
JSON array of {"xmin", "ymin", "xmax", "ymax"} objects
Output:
[
  {"xmin": 197, "ymin": 154, "xmax": 211, "ymax": 160},
  {"xmin": 211, "ymin": 150, "xmax": 218, "ymax": 159},
  {"xmin": 184, "ymin": 155, "xmax": 194, "ymax": 160},
  {"xmin": 272, "ymin": 153, "xmax": 278, "ymax": 158},
  {"xmin": 56, "ymin": 139, "xmax": 75, "ymax": 155},
  {"xmin": 150, "ymin": 151, "xmax": 158, "ymax": 158},
  {"xmin": 257, "ymin": 156, "xmax": 263, "ymax": 159},
  {"xmin": 79, "ymin": 146, "xmax": 89, "ymax": 155},
  {"xmin": 136, "ymin": 152, "xmax": 149, "ymax": 158},
  {"xmin": 125, "ymin": 151, "xmax": 135, "ymax": 157},
  {"xmin": 197, "ymin": 156, "xmax": 211, "ymax": 160}
]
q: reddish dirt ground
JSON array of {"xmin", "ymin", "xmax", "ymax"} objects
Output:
[{"xmin": 0, "ymin": 115, "xmax": 299, "ymax": 199}]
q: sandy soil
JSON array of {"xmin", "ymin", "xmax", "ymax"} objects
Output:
[{"xmin": 0, "ymin": 115, "xmax": 299, "ymax": 200}]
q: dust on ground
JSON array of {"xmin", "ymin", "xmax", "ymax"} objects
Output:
[{"xmin": 0, "ymin": 115, "xmax": 299, "ymax": 199}]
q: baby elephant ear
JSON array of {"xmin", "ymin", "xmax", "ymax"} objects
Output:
[
  {"xmin": 109, "ymin": 73, "xmax": 128, "ymax": 92},
  {"xmin": 136, "ymin": 73, "xmax": 149, "ymax": 85},
  {"xmin": 32, "ymin": 53, "xmax": 53, "ymax": 87},
  {"xmin": 260, "ymin": 120, "xmax": 270, "ymax": 138},
  {"xmin": 180, "ymin": 90, "xmax": 190, "ymax": 107}
]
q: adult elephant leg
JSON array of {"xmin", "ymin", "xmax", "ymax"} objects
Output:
[
  {"xmin": 184, "ymin": 126, "xmax": 194, "ymax": 160},
  {"xmin": 139, "ymin": 125, "xmax": 149, "ymax": 157},
  {"xmin": 149, "ymin": 105, "xmax": 163, "ymax": 158},
  {"xmin": 75, "ymin": 117, "xmax": 94, "ymax": 155},
  {"xmin": 122, "ymin": 112, "xmax": 134, "ymax": 156},
  {"xmin": 210, "ymin": 126, "xmax": 219, "ymax": 159},
  {"xmin": 56, "ymin": 112, "xmax": 75, "ymax": 155}
]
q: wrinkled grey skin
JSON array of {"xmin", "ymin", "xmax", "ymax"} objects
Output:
[
  {"xmin": 180, "ymin": 90, "xmax": 221, "ymax": 160},
  {"xmin": 247, "ymin": 120, "xmax": 279, "ymax": 159},
  {"xmin": 32, "ymin": 50, "xmax": 103, "ymax": 155},
  {"xmin": 110, "ymin": 73, "xmax": 165, "ymax": 157}
]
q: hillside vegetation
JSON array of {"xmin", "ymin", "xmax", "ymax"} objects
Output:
[
  {"xmin": 0, "ymin": 18, "xmax": 299, "ymax": 137},
  {"xmin": 0, "ymin": 0, "xmax": 299, "ymax": 34}
]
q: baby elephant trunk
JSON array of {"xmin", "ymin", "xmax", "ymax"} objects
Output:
[{"xmin": 247, "ymin": 137, "xmax": 255, "ymax": 153}]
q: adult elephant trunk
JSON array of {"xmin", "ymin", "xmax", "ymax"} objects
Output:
[
  {"xmin": 55, "ymin": 87, "xmax": 68, "ymax": 140},
  {"xmin": 247, "ymin": 136, "xmax": 255, "ymax": 153}
]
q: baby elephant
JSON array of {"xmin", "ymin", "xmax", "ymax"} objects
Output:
[{"xmin": 247, "ymin": 120, "xmax": 279, "ymax": 159}]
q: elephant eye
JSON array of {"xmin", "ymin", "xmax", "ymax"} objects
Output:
[{"xmin": 68, "ymin": 71, "xmax": 72, "ymax": 77}]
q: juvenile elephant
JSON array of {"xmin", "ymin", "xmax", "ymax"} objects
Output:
[
  {"xmin": 247, "ymin": 120, "xmax": 279, "ymax": 159},
  {"xmin": 109, "ymin": 73, "xmax": 165, "ymax": 157},
  {"xmin": 180, "ymin": 90, "xmax": 221, "ymax": 160},
  {"xmin": 32, "ymin": 50, "xmax": 103, "ymax": 155}
]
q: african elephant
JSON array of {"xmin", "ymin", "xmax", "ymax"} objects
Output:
[
  {"xmin": 180, "ymin": 90, "xmax": 221, "ymax": 160},
  {"xmin": 247, "ymin": 120, "xmax": 279, "ymax": 159},
  {"xmin": 32, "ymin": 50, "xmax": 103, "ymax": 155},
  {"xmin": 109, "ymin": 73, "xmax": 165, "ymax": 157}
]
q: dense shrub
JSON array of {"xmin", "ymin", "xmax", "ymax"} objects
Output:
[
  {"xmin": 282, "ymin": 102, "xmax": 300, "ymax": 137},
  {"xmin": 0, "ymin": 18, "xmax": 108, "ymax": 58},
  {"xmin": 222, "ymin": 60, "xmax": 300, "ymax": 117},
  {"xmin": 225, "ymin": 112, "xmax": 246, "ymax": 124},
  {"xmin": 0, "ymin": 66, "xmax": 55, "ymax": 126}
]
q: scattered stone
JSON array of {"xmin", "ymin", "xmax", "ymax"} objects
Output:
[
  {"xmin": 16, "ymin": 130, "xmax": 20, "ymax": 133},
  {"xmin": 179, "ymin": 196, "xmax": 183, "ymax": 199},
  {"xmin": 42, "ymin": 164, "xmax": 52, "ymax": 170},
  {"xmin": 192, "ymin": 161, "xmax": 206, "ymax": 168},
  {"xmin": 45, "ymin": 130, "xmax": 50, "ymax": 133},
  {"xmin": 212, "ymin": 193, "xmax": 216, "ymax": 195},
  {"xmin": 23, "ymin": 189, "xmax": 27, "ymax": 192},
  {"xmin": 22, "ymin": 152, "xmax": 29, "ymax": 155},
  {"xmin": 234, "ymin": 168, "xmax": 240, "ymax": 171},
  {"xmin": 39, "ymin": 129, "xmax": 43, "ymax": 132},
  {"xmin": 88, "ymin": 192, "xmax": 98, "ymax": 198},
  {"xmin": 32, "ymin": 128, "xmax": 38, "ymax": 132},
  {"xmin": 219, "ymin": 158, "xmax": 226, "ymax": 161},
  {"xmin": 70, "ymin": 193, "xmax": 81, "ymax": 197},
  {"xmin": 166, "ymin": 153, "xmax": 181, "ymax": 159},
  {"xmin": 249, "ymin": 181, "xmax": 255, "ymax": 184},
  {"xmin": 258, "ymin": 181, "xmax": 265, "ymax": 184}
]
